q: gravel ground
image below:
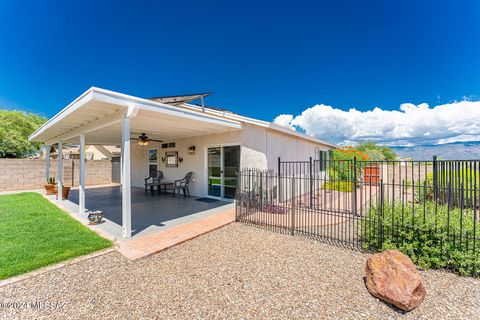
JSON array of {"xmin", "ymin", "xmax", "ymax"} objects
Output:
[{"xmin": 0, "ymin": 223, "xmax": 479, "ymax": 320}]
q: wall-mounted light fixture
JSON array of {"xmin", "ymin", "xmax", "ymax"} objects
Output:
[{"xmin": 187, "ymin": 145, "xmax": 196, "ymax": 155}]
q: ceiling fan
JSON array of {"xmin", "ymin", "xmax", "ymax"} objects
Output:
[{"xmin": 132, "ymin": 133, "xmax": 163, "ymax": 146}]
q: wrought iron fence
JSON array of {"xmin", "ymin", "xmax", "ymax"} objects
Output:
[{"xmin": 236, "ymin": 157, "xmax": 480, "ymax": 276}]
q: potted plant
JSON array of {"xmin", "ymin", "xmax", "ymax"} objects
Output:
[
  {"xmin": 44, "ymin": 177, "xmax": 56, "ymax": 195},
  {"xmin": 54, "ymin": 185, "xmax": 71, "ymax": 200},
  {"xmin": 87, "ymin": 210, "xmax": 104, "ymax": 225}
]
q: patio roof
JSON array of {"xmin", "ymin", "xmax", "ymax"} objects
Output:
[{"xmin": 29, "ymin": 87, "xmax": 242, "ymax": 145}]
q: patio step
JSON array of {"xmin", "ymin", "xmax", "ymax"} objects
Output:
[{"xmin": 117, "ymin": 207, "xmax": 235, "ymax": 260}]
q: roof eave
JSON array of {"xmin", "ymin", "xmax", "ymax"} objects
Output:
[
  {"xmin": 29, "ymin": 87, "xmax": 243, "ymax": 143},
  {"xmin": 268, "ymin": 123, "xmax": 337, "ymax": 148}
]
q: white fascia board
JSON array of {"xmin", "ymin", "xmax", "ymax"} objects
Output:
[
  {"xmin": 30, "ymin": 87, "xmax": 243, "ymax": 143},
  {"xmin": 29, "ymin": 88, "xmax": 95, "ymax": 142}
]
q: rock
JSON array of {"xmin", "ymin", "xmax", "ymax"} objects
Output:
[{"xmin": 365, "ymin": 250, "xmax": 426, "ymax": 311}]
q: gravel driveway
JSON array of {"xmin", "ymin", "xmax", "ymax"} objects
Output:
[{"xmin": 1, "ymin": 223, "xmax": 479, "ymax": 319}]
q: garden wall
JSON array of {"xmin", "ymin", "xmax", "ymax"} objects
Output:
[{"xmin": 0, "ymin": 159, "xmax": 113, "ymax": 192}]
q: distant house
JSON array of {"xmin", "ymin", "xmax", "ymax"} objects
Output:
[{"xmin": 44, "ymin": 145, "xmax": 120, "ymax": 160}]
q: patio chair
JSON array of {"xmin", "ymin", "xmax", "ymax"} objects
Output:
[
  {"xmin": 174, "ymin": 172, "xmax": 193, "ymax": 198},
  {"xmin": 144, "ymin": 170, "xmax": 164, "ymax": 194}
]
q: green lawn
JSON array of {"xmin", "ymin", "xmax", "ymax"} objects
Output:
[
  {"xmin": 0, "ymin": 192, "xmax": 112, "ymax": 280},
  {"xmin": 208, "ymin": 178, "xmax": 237, "ymax": 187}
]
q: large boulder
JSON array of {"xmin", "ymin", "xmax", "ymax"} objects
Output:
[{"xmin": 365, "ymin": 250, "xmax": 426, "ymax": 311}]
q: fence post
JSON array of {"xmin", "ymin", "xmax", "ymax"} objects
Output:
[
  {"xmin": 291, "ymin": 175, "xmax": 296, "ymax": 236},
  {"xmin": 319, "ymin": 151, "xmax": 324, "ymax": 172},
  {"xmin": 433, "ymin": 155, "xmax": 438, "ymax": 202},
  {"xmin": 378, "ymin": 179, "xmax": 384, "ymax": 248},
  {"xmin": 246, "ymin": 169, "xmax": 251, "ymax": 215},
  {"xmin": 278, "ymin": 157, "xmax": 282, "ymax": 202},
  {"xmin": 309, "ymin": 156, "xmax": 313, "ymax": 208},
  {"xmin": 353, "ymin": 156, "xmax": 357, "ymax": 216},
  {"xmin": 260, "ymin": 171, "xmax": 263, "ymax": 210},
  {"xmin": 235, "ymin": 169, "xmax": 241, "ymax": 221}
]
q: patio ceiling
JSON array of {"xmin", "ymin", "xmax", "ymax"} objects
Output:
[{"xmin": 29, "ymin": 87, "xmax": 243, "ymax": 145}]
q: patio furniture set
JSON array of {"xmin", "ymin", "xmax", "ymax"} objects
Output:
[{"xmin": 145, "ymin": 171, "xmax": 193, "ymax": 198}]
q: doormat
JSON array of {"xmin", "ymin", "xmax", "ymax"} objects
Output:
[{"xmin": 195, "ymin": 198, "xmax": 219, "ymax": 203}]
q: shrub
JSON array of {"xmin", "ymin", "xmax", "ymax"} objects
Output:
[
  {"xmin": 356, "ymin": 141, "xmax": 397, "ymax": 160},
  {"xmin": 322, "ymin": 181, "xmax": 355, "ymax": 192},
  {"xmin": 362, "ymin": 200, "xmax": 480, "ymax": 276},
  {"xmin": 330, "ymin": 146, "xmax": 370, "ymax": 182}
]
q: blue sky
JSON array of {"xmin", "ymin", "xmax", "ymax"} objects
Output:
[{"xmin": 1, "ymin": 1, "xmax": 479, "ymax": 145}]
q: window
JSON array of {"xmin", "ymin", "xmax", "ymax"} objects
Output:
[
  {"xmin": 318, "ymin": 150, "xmax": 329, "ymax": 172},
  {"xmin": 161, "ymin": 142, "xmax": 176, "ymax": 149},
  {"xmin": 148, "ymin": 149, "xmax": 158, "ymax": 175}
]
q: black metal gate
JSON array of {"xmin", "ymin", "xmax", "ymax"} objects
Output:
[{"xmin": 236, "ymin": 157, "xmax": 480, "ymax": 275}]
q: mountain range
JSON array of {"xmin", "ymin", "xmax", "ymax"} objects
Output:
[{"xmin": 391, "ymin": 141, "xmax": 480, "ymax": 160}]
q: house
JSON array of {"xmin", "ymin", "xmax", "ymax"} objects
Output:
[
  {"xmin": 29, "ymin": 87, "xmax": 334, "ymax": 238},
  {"xmin": 43, "ymin": 144, "xmax": 120, "ymax": 160}
]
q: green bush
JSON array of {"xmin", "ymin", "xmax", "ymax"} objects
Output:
[
  {"xmin": 362, "ymin": 201, "xmax": 480, "ymax": 276},
  {"xmin": 322, "ymin": 181, "xmax": 354, "ymax": 192},
  {"xmin": 0, "ymin": 110, "xmax": 47, "ymax": 158},
  {"xmin": 356, "ymin": 141, "xmax": 397, "ymax": 160}
]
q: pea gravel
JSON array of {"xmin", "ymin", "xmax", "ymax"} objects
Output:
[{"xmin": 1, "ymin": 223, "xmax": 479, "ymax": 319}]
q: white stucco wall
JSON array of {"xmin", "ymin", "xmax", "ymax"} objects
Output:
[
  {"xmin": 129, "ymin": 123, "xmax": 332, "ymax": 197},
  {"xmin": 130, "ymin": 130, "xmax": 243, "ymax": 197},
  {"xmin": 241, "ymin": 124, "xmax": 331, "ymax": 171}
]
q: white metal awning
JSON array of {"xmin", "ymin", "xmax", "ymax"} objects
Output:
[{"xmin": 29, "ymin": 87, "xmax": 243, "ymax": 145}]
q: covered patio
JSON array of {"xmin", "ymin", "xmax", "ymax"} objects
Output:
[
  {"xmin": 29, "ymin": 87, "xmax": 242, "ymax": 238},
  {"xmin": 67, "ymin": 185, "xmax": 232, "ymax": 239}
]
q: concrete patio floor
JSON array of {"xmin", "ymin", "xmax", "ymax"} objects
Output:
[{"xmin": 64, "ymin": 186, "xmax": 233, "ymax": 239}]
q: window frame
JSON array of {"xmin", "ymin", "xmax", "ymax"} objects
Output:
[{"xmin": 148, "ymin": 148, "xmax": 158, "ymax": 175}]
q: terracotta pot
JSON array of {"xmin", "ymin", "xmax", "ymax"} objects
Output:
[
  {"xmin": 55, "ymin": 186, "xmax": 71, "ymax": 200},
  {"xmin": 44, "ymin": 184, "xmax": 55, "ymax": 195}
]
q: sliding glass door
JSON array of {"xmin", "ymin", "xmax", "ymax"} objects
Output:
[
  {"xmin": 207, "ymin": 145, "xmax": 240, "ymax": 199},
  {"xmin": 207, "ymin": 147, "xmax": 222, "ymax": 197}
]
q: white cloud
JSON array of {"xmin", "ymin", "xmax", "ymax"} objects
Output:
[
  {"xmin": 273, "ymin": 100, "xmax": 480, "ymax": 146},
  {"xmin": 273, "ymin": 114, "xmax": 296, "ymax": 131}
]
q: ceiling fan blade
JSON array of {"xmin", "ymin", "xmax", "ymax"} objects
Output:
[{"xmin": 131, "ymin": 137, "xmax": 163, "ymax": 142}]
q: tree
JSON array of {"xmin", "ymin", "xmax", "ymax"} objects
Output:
[
  {"xmin": 356, "ymin": 140, "xmax": 397, "ymax": 161},
  {"xmin": 0, "ymin": 110, "xmax": 47, "ymax": 158}
]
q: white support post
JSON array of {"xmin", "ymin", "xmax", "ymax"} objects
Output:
[
  {"xmin": 45, "ymin": 145, "xmax": 51, "ymax": 182},
  {"xmin": 120, "ymin": 144, "xmax": 124, "ymax": 185},
  {"xmin": 79, "ymin": 134, "xmax": 86, "ymax": 214},
  {"xmin": 57, "ymin": 141, "xmax": 63, "ymax": 201},
  {"xmin": 121, "ymin": 114, "xmax": 132, "ymax": 238}
]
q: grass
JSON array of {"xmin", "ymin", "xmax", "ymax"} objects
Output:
[
  {"xmin": 0, "ymin": 192, "xmax": 112, "ymax": 280},
  {"xmin": 426, "ymin": 168, "xmax": 480, "ymax": 188},
  {"xmin": 208, "ymin": 178, "xmax": 236, "ymax": 187}
]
